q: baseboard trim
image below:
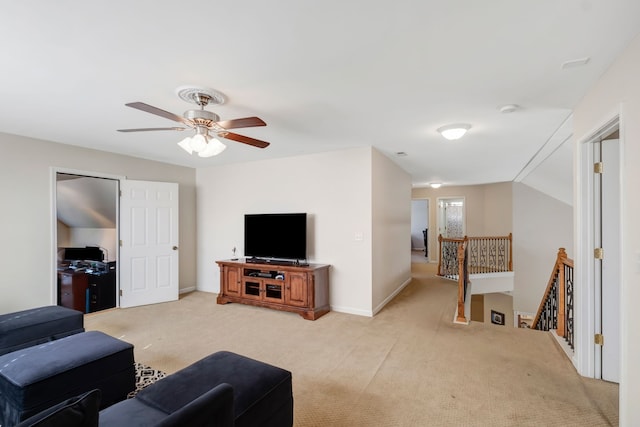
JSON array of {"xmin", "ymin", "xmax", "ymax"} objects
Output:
[
  {"xmin": 330, "ymin": 305, "xmax": 373, "ymax": 317},
  {"xmin": 179, "ymin": 286, "xmax": 197, "ymax": 294},
  {"xmin": 372, "ymin": 277, "xmax": 412, "ymax": 316}
]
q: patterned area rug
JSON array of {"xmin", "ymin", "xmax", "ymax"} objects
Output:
[{"xmin": 127, "ymin": 362, "xmax": 167, "ymax": 398}]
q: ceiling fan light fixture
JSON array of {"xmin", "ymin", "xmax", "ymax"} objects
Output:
[
  {"xmin": 437, "ymin": 124, "xmax": 471, "ymax": 140},
  {"xmin": 178, "ymin": 136, "xmax": 194, "ymax": 154},
  {"xmin": 119, "ymin": 87, "xmax": 270, "ymax": 156},
  {"xmin": 190, "ymin": 133, "xmax": 208, "ymax": 153},
  {"xmin": 198, "ymin": 137, "xmax": 227, "ymax": 158}
]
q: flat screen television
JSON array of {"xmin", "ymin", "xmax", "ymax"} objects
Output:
[
  {"xmin": 244, "ymin": 213, "xmax": 307, "ymax": 262},
  {"xmin": 63, "ymin": 246, "xmax": 104, "ymax": 261}
]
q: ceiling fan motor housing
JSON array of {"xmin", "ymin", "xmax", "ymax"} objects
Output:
[{"xmin": 184, "ymin": 109, "xmax": 220, "ymax": 127}]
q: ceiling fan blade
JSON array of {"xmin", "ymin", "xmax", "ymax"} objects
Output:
[
  {"xmin": 215, "ymin": 117, "xmax": 266, "ymax": 130},
  {"xmin": 220, "ymin": 132, "xmax": 270, "ymax": 148},
  {"xmin": 117, "ymin": 127, "xmax": 186, "ymax": 132},
  {"xmin": 125, "ymin": 102, "xmax": 193, "ymax": 127}
]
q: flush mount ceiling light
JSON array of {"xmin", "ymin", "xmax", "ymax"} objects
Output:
[
  {"xmin": 561, "ymin": 57, "xmax": 590, "ymax": 69},
  {"xmin": 430, "ymin": 183, "xmax": 442, "ymax": 189},
  {"xmin": 499, "ymin": 104, "xmax": 519, "ymax": 114},
  {"xmin": 437, "ymin": 124, "xmax": 471, "ymax": 140}
]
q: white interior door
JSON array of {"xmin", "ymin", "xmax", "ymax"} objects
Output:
[
  {"xmin": 120, "ymin": 180, "xmax": 179, "ymax": 308},
  {"xmin": 600, "ymin": 139, "xmax": 621, "ymax": 383}
]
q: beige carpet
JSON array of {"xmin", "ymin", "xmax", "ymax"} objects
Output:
[{"xmin": 85, "ymin": 263, "xmax": 618, "ymax": 426}]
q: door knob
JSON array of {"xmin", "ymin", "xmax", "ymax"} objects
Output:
[{"xmin": 173, "ymin": 246, "xmax": 179, "ymax": 250}]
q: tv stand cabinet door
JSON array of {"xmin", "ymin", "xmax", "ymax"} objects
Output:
[
  {"xmin": 222, "ymin": 265, "xmax": 242, "ymax": 297},
  {"xmin": 286, "ymin": 272, "xmax": 309, "ymax": 307}
]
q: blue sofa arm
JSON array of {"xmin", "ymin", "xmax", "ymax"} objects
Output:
[
  {"xmin": 98, "ymin": 383, "xmax": 234, "ymax": 427},
  {"xmin": 156, "ymin": 383, "xmax": 234, "ymax": 427}
]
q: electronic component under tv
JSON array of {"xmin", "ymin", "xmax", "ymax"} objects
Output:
[{"xmin": 244, "ymin": 213, "xmax": 307, "ymax": 262}]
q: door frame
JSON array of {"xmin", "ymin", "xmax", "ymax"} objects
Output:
[
  {"xmin": 50, "ymin": 167, "xmax": 125, "ymax": 307},
  {"xmin": 411, "ymin": 198, "xmax": 430, "ymax": 259},
  {"xmin": 575, "ymin": 112, "xmax": 623, "ymax": 378}
]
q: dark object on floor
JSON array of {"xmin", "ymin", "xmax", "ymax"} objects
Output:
[
  {"xmin": 0, "ymin": 331, "xmax": 135, "ymax": 426},
  {"xmin": 423, "ymin": 228, "xmax": 429, "ymax": 257},
  {"xmin": 99, "ymin": 351, "xmax": 293, "ymax": 427},
  {"xmin": 0, "ymin": 305, "xmax": 84, "ymax": 356}
]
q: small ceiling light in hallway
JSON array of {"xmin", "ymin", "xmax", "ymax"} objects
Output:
[{"xmin": 437, "ymin": 124, "xmax": 471, "ymax": 140}]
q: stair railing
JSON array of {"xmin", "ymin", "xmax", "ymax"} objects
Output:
[
  {"xmin": 436, "ymin": 235, "xmax": 470, "ymax": 322},
  {"xmin": 437, "ymin": 235, "xmax": 467, "ymax": 279},
  {"xmin": 438, "ymin": 233, "xmax": 512, "ymax": 324},
  {"xmin": 532, "ymin": 248, "xmax": 574, "ymax": 349},
  {"xmin": 438, "ymin": 233, "xmax": 513, "ymax": 278},
  {"xmin": 466, "ymin": 233, "xmax": 513, "ymax": 274}
]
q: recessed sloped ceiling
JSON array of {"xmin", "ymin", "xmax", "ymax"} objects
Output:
[
  {"xmin": 56, "ymin": 175, "xmax": 117, "ymax": 228},
  {"xmin": 521, "ymin": 139, "xmax": 574, "ymax": 205},
  {"xmin": 1, "ymin": 1, "xmax": 639, "ymax": 186}
]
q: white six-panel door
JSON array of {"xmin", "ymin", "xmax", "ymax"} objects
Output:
[
  {"xmin": 119, "ymin": 180, "xmax": 179, "ymax": 308},
  {"xmin": 599, "ymin": 140, "xmax": 621, "ymax": 383}
]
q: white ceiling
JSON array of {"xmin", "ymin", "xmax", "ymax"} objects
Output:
[{"xmin": 1, "ymin": 1, "xmax": 638, "ymax": 187}]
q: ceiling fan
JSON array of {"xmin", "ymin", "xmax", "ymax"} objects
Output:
[{"xmin": 118, "ymin": 86, "xmax": 269, "ymax": 157}]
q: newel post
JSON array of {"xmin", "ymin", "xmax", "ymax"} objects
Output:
[
  {"xmin": 556, "ymin": 248, "xmax": 566, "ymax": 337},
  {"xmin": 456, "ymin": 241, "xmax": 467, "ymax": 323}
]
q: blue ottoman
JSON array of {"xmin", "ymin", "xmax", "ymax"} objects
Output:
[
  {"xmin": 99, "ymin": 351, "xmax": 293, "ymax": 427},
  {"xmin": 0, "ymin": 306, "xmax": 84, "ymax": 356},
  {"xmin": 0, "ymin": 331, "xmax": 135, "ymax": 426}
]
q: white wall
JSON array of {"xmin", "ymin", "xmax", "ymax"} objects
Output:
[
  {"xmin": 482, "ymin": 182, "xmax": 513, "ymax": 236},
  {"xmin": 196, "ymin": 147, "xmax": 375, "ymax": 316},
  {"xmin": 572, "ymin": 33, "xmax": 640, "ymax": 425},
  {"xmin": 371, "ymin": 148, "xmax": 412, "ymax": 313},
  {"xmin": 411, "ymin": 200, "xmax": 428, "ymax": 249},
  {"xmin": 0, "ymin": 132, "xmax": 197, "ymax": 313},
  {"xmin": 512, "ymin": 183, "xmax": 573, "ymax": 314}
]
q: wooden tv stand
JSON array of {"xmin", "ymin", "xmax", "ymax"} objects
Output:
[{"xmin": 216, "ymin": 259, "xmax": 330, "ymax": 320}]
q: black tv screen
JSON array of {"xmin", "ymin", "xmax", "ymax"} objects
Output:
[
  {"xmin": 244, "ymin": 213, "xmax": 307, "ymax": 261},
  {"xmin": 63, "ymin": 246, "xmax": 104, "ymax": 261}
]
